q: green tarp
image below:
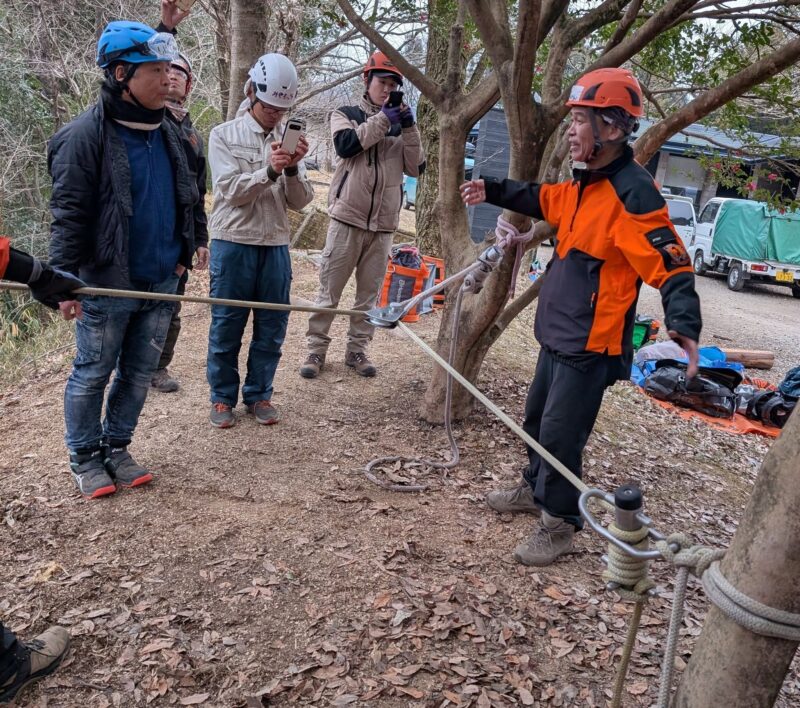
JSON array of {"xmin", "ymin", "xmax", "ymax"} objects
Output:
[{"xmin": 712, "ymin": 199, "xmax": 800, "ymax": 265}]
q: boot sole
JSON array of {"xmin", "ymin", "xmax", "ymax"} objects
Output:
[
  {"xmin": 487, "ymin": 504, "xmax": 541, "ymax": 515},
  {"xmin": 210, "ymin": 419, "xmax": 236, "ymax": 428},
  {"xmin": 345, "ymin": 363, "xmax": 376, "ymax": 377},
  {"xmin": 118, "ymin": 473, "xmax": 153, "ymax": 489},
  {"xmin": 84, "ymin": 484, "xmax": 117, "ymax": 500},
  {"xmin": 299, "ymin": 369, "xmax": 320, "ymax": 379}
]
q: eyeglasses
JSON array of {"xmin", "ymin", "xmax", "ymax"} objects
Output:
[
  {"xmin": 169, "ymin": 65, "xmax": 191, "ymax": 80},
  {"xmin": 255, "ymin": 98, "xmax": 288, "ymax": 114}
]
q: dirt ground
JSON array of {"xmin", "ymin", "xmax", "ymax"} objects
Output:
[{"xmin": 1, "ymin": 240, "xmax": 798, "ymax": 707}]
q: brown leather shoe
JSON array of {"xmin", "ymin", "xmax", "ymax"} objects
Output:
[
  {"xmin": 345, "ymin": 351, "xmax": 376, "ymax": 377},
  {"xmin": 513, "ymin": 512, "xmax": 575, "ymax": 566},
  {"xmin": 0, "ymin": 626, "xmax": 70, "ymax": 703},
  {"xmin": 486, "ymin": 482, "xmax": 540, "ymax": 514},
  {"xmin": 300, "ymin": 353, "xmax": 325, "ymax": 379}
]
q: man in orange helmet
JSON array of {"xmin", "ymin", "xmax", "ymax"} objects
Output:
[
  {"xmin": 301, "ymin": 50, "xmax": 424, "ymax": 379},
  {"xmin": 460, "ymin": 68, "xmax": 701, "ymax": 566}
]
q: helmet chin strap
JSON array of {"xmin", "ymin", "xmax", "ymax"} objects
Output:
[{"xmin": 574, "ymin": 109, "xmax": 630, "ymax": 167}]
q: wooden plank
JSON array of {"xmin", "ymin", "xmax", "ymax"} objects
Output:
[{"xmin": 719, "ymin": 348, "xmax": 774, "ymax": 370}]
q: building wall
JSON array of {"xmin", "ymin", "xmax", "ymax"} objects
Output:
[{"xmin": 469, "ymin": 108, "xmax": 511, "ymax": 243}]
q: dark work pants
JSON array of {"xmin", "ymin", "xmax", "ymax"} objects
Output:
[
  {"xmin": 0, "ymin": 620, "xmax": 20, "ymax": 685},
  {"xmin": 522, "ymin": 348, "xmax": 617, "ymax": 529},
  {"xmin": 158, "ymin": 270, "xmax": 188, "ymax": 370}
]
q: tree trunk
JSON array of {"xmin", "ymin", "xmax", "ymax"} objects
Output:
[
  {"xmin": 673, "ymin": 409, "xmax": 800, "ymax": 707},
  {"xmin": 227, "ymin": 0, "xmax": 268, "ymax": 120},
  {"xmin": 415, "ymin": 0, "xmax": 464, "ymax": 258},
  {"xmin": 420, "ymin": 103, "xmax": 554, "ymax": 423}
]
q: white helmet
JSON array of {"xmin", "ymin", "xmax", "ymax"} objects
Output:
[{"xmin": 248, "ymin": 53, "xmax": 298, "ymax": 109}]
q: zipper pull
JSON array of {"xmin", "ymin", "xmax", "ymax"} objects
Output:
[{"xmin": 590, "ymin": 292, "xmax": 597, "ymax": 308}]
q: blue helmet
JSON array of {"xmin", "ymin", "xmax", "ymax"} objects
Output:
[{"xmin": 96, "ymin": 21, "xmax": 178, "ymax": 68}]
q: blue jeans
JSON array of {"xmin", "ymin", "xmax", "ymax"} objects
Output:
[
  {"xmin": 207, "ymin": 241, "xmax": 291, "ymax": 406},
  {"xmin": 64, "ymin": 274, "xmax": 180, "ymax": 453}
]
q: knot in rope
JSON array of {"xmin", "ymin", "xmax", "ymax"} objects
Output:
[
  {"xmin": 493, "ymin": 216, "xmax": 535, "ymax": 298},
  {"xmin": 603, "ymin": 522, "xmax": 655, "ymax": 602},
  {"xmin": 655, "ymin": 533, "xmax": 725, "ymax": 578},
  {"xmin": 494, "ymin": 216, "xmax": 534, "ymax": 248}
]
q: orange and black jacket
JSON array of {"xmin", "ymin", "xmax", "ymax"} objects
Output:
[
  {"xmin": 484, "ymin": 146, "xmax": 701, "ymax": 369},
  {"xmin": 0, "ymin": 236, "xmax": 37, "ymax": 284}
]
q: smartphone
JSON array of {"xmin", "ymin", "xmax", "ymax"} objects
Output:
[
  {"xmin": 281, "ymin": 118, "xmax": 305, "ymax": 154},
  {"xmin": 387, "ymin": 91, "xmax": 404, "ymax": 108},
  {"xmin": 175, "ymin": 0, "xmax": 198, "ymax": 11}
]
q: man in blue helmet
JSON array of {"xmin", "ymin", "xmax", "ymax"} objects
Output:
[{"xmin": 48, "ymin": 20, "xmax": 199, "ymax": 499}]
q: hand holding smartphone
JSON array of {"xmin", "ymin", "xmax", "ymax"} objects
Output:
[
  {"xmin": 387, "ymin": 90, "xmax": 404, "ymax": 108},
  {"xmin": 281, "ymin": 118, "xmax": 305, "ymax": 154}
]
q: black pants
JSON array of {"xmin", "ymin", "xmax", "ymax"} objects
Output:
[
  {"xmin": 522, "ymin": 348, "xmax": 618, "ymax": 528},
  {"xmin": 0, "ymin": 620, "xmax": 20, "ymax": 684},
  {"xmin": 157, "ymin": 270, "xmax": 188, "ymax": 370}
]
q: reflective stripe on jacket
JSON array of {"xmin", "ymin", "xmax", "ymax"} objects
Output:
[
  {"xmin": 484, "ymin": 146, "xmax": 701, "ymax": 362},
  {"xmin": 327, "ymin": 95, "xmax": 424, "ymax": 233}
]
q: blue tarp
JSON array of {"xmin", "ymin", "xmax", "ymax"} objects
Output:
[{"xmin": 630, "ymin": 346, "xmax": 744, "ymax": 387}]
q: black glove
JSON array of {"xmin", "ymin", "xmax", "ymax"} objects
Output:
[
  {"xmin": 399, "ymin": 105, "xmax": 415, "ymax": 129},
  {"xmin": 28, "ymin": 263, "xmax": 86, "ymax": 310}
]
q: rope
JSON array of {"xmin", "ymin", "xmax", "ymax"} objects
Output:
[
  {"xmin": 494, "ymin": 216, "xmax": 534, "ymax": 298},
  {"xmin": 603, "ymin": 524, "xmax": 656, "ymax": 600},
  {"xmin": 611, "ymin": 600, "xmax": 645, "ymax": 708},
  {"xmin": 364, "ymin": 287, "xmax": 464, "ymax": 492},
  {"xmin": 0, "ymin": 281, "xmax": 363, "ymax": 318},
  {"xmin": 703, "ymin": 561, "xmax": 800, "ymax": 641}
]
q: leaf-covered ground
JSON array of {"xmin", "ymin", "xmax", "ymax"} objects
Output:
[{"xmin": 1, "ymin": 250, "xmax": 798, "ymax": 707}]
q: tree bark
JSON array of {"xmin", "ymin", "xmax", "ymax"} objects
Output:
[
  {"xmin": 673, "ymin": 409, "xmax": 800, "ymax": 707},
  {"xmin": 227, "ymin": 0, "xmax": 268, "ymax": 120}
]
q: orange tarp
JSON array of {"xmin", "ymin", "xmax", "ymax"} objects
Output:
[{"xmin": 643, "ymin": 394, "xmax": 781, "ymax": 439}]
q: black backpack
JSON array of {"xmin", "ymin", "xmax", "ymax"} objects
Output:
[{"xmin": 644, "ymin": 361, "xmax": 741, "ymax": 419}]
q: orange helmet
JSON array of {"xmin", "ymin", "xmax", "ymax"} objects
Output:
[
  {"xmin": 364, "ymin": 50, "xmax": 403, "ymax": 86},
  {"xmin": 567, "ymin": 68, "xmax": 643, "ymax": 118}
]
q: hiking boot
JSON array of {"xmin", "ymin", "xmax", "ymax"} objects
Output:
[
  {"xmin": 246, "ymin": 400, "xmax": 279, "ymax": 425},
  {"xmin": 69, "ymin": 450, "xmax": 116, "ymax": 499},
  {"xmin": 345, "ymin": 351, "xmax": 376, "ymax": 377},
  {"xmin": 0, "ymin": 625, "xmax": 70, "ymax": 704},
  {"xmin": 210, "ymin": 402, "xmax": 236, "ymax": 428},
  {"xmin": 486, "ymin": 482, "xmax": 540, "ymax": 515},
  {"xmin": 151, "ymin": 368, "xmax": 179, "ymax": 393},
  {"xmin": 300, "ymin": 353, "xmax": 325, "ymax": 379},
  {"xmin": 103, "ymin": 447, "xmax": 153, "ymax": 489},
  {"xmin": 513, "ymin": 511, "xmax": 575, "ymax": 567}
]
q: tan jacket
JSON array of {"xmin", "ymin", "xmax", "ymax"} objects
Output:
[
  {"xmin": 328, "ymin": 95, "xmax": 424, "ymax": 233},
  {"xmin": 208, "ymin": 111, "xmax": 314, "ymax": 246}
]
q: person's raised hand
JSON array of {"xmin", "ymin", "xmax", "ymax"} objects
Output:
[
  {"xmin": 287, "ymin": 136, "xmax": 309, "ymax": 167},
  {"xmin": 160, "ymin": 0, "xmax": 191, "ymax": 31},
  {"xmin": 459, "ymin": 179, "xmax": 486, "ymax": 206}
]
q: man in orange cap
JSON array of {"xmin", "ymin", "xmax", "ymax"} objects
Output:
[
  {"xmin": 301, "ymin": 51, "xmax": 424, "ymax": 379},
  {"xmin": 460, "ymin": 68, "xmax": 702, "ymax": 566}
]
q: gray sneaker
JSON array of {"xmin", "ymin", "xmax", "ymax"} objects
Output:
[
  {"xmin": 486, "ymin": 482, "xmax": 540, "ymax": 514},
  {"xmin": 69, "ymin": 450, "xmax": 116, "ymax": 499},
  {"xmin": 210, "ymin": 402, "xmax": 236, "ymax": 428},
  {"xmin": 300, "ymin": 353, "xmax": 325, "ymax": 379},
  {"xmin": 246, "ymin": 400, "xmax": 279, "ymax": 425},
  {"xmin": 103, "ymin": 447, "xmax": 153, "ymax": 488},
  {"xmin": 151, "ymin": 368, "xmax": 179, "ymax": 393},
  {"xmin": 513, "ymin": 511, "xmax": 575, "ymax": 566},
  {"xmin": 345, "ymin": 351, "xmax": 376, "ymax": 377}
]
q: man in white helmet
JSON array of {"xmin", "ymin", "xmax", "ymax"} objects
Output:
[{"xmin": 206, "ymin": 53, "xmax": 313, "ymax": 429}]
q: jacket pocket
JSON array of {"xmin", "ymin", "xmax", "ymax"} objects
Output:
[
  {"xmin": 74, "ymin": 304, "xmax": 107, "ymax": 365},
  {"xmin": 335, "ymin": 170, "xmax": 350, "ymax": 199},
  {"xmin": 230, "ymin": 146, "xmax": 263, "ymax": 170},
  {"xmin": 538, "ymin": 248, "xmax": 602, "ymax": 351}
]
